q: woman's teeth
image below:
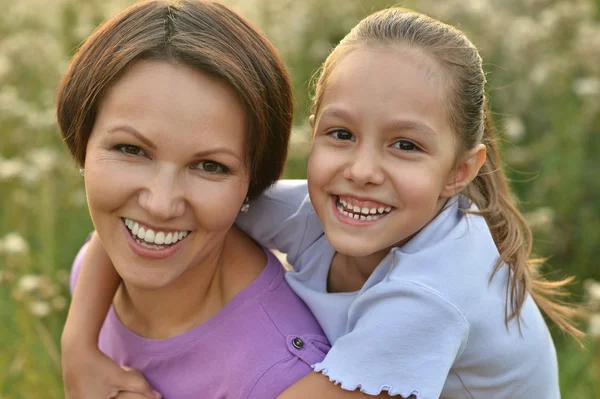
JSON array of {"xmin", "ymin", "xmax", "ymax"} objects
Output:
[
  {"xmin": 336, "ymin": 197, "xmax": 392, "ymax": 221},
  {"xmin": 123, "ymin": 218, "xmax": 188, "ymax": 249}
]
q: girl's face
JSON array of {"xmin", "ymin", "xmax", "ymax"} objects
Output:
[
  {"xmin": 84, "ymin": 59, "xmax": 250, "ymax": 290},
  {"xmin": 308, "ymin": 45, "xmax": 461, "ymax": 259}
]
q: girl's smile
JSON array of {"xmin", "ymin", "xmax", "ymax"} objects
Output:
[{"xmin": 331, "ymin": 195, "xmax": 394, "ymax": 225}]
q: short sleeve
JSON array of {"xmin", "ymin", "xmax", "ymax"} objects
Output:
[
  {"xmin": 248, "ymin": 335, "xmax": 329, "ymax": 399},
  {"xmin": 69, "ymin": 241, "xmax": 89, "ymax": 295},
  {"xmin": 235, "ymin": 180, "xmax": 324, "ymax": 264},
  {"xmin": 312, "ymin": 280, "xmax": 469, "ymax": 398}
]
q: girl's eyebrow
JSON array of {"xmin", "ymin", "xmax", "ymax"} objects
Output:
[
  {"xmin": 319, "ymin": 107, "xmax": 437, "ymax": 137},
  {"xmin": 319, "ymin": 106, "xmax": 352, "ymax": 121},
  {"xmin": 384, "ymin": 119, "xmax": 437, "ymax": 137}
]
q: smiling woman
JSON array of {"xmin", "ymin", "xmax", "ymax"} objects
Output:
[
  {"xmin": 57, "ymin": 1, "xmax": 329, "ymax": 398},
  {"xmin": 84, "ymin": 60, "xmax": 251, "ymax": 290}
]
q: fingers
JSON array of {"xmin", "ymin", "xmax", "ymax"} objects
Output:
[
  {"xmin": 110, "ymin": 367, "xmax": 162, "ymax": 399},
  {"xmin": 113, "ymin": 393, "xmax": 152, "ymax": 399}
]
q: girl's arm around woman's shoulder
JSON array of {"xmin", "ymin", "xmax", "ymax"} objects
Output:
[
  {"xmin": 280, "ymin": 279, "xmax": 469, "ymax": 398},
  {"xmin": 278, "ymin": 372, "xmax": 396, "ymax": 398},
  {"xmin": 235, "ymin": 179, "xmax": 324, "ymax": 263}
]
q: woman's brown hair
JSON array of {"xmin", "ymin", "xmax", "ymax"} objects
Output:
[
  {"xmin": 57, "ymin": 0, "xmax": 293, "ymax": 199},
  {"xmin": 312, "ymin": 8, "xmax": 583, "ymax": 339}
]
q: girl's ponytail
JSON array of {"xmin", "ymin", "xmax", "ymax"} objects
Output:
[{"xmin": 469, "ymin": 101, "xmax": 584, "ymax": 340}]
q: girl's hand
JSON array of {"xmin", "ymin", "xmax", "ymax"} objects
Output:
[{"xmin": 61, "ymin": 343, "xmax": 161, "ymax": 399}]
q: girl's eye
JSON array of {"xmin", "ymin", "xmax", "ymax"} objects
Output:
[
  {"xmin": 193, "ymin": 160, "xmax": 229, "ymax": 174},
  {"xmin": 328, "ymin": 129, "xmax": 355, "ymax": 141},
  {"xmin": 116, "ymin": 144, "xmax": 146, "ymax": 156},
  {"xmin": 392, "ymin": 140, "xmax": 419, "ymax": 151}
]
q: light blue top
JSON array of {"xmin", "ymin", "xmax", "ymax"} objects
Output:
[{"xmin": 236, "ymin": 180, "xmax": 559, "ymax": 399}]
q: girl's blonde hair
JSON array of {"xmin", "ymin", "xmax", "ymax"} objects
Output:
[{"xmin": 312, "ymin": 8, "xmax": 583, "ymax": 339}]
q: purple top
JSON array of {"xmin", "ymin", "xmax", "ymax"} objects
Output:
[{"xmin": 71, "ymin": 243, "xmax": 330, "ymax": 399}]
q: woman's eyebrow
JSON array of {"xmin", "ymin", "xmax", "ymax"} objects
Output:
[{"xmin": 106, "ymin": 125, "xmax": 156, "ymax": 150}]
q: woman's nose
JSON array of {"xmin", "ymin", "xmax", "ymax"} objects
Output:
[{"xmin": 137, "ymin": 166, "xmax": 185, "ymax": 220}]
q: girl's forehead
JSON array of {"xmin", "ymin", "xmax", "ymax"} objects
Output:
[{"xmin": 320, "ymin": 46, "xmax": 447, "ymax": 114}]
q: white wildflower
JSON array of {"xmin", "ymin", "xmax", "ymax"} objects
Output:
[
  {"xmin": 584, "ymin": 279, "xmax": 600, "ymax": 305},
  {"xmin": 2, "ymin": 233, "xmax": 29, "ymax": 255},
  {"xmin": 20, "ymin": 166, "xmax": 40, "ymax": 185},
  {"xmin": 18, "ymin": 275, "xmax": 42, "ymax": 293},
  {"xmin": 524, "ymin": 207, "xmax": 555, "ymax": 231},
  {"xmin": 0, "ymin": 158, "xmax": 25, "ymax": 180},
  {"xmin": 572, "ymin": 77, "xmax": 600, "ymax": 97},
  {"xmin": 29, "ymin": 300, "xmax": 51, "ymax": 318},
  {"xmin": 589, "ymin": 314, "xmax": 600, "ymax": 338},
  {"xmin": 26, "ymin": 147, "xmax": 59, "ymax": 173},
  {"xmin": 503, "ymin": 116, "xmax": 526, "ymax": 141}
]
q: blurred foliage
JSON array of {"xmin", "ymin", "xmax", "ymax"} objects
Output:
[{"xmin": 0, "ymin": 0, "xmax": 598, "ymax": 397}]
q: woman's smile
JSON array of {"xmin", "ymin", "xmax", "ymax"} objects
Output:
[{"xmin": 121, "ymin": 217, "xmax": 190, "ymax": 259}]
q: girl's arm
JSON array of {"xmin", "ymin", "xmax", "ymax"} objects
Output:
[
  {"xmin": 62, "ymin": 232, "xmax": 159, "ymax": 399},
  {"xmin": 278, "ymin": 373, "xmax": 396, "ymax": 398}
]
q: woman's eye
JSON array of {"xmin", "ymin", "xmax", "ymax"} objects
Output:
[
  {"xmin": 392, "ymin": 140, "xmax": 418, "ymax": 151},
  {"xmin": 116, "ymin": 144, "xmax": 146, "ymax": 156},
  {"xmin": 194, "ymin": 160, "xmax": 229, "ymax": 174},
  {"xmin": 329, "ymin": 129, "xmax": 355, "ymax": 141}
]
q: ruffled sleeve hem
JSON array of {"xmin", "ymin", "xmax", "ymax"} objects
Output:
[{"xmin": 312, "ymin": 363, "xmax": 423, "ymax": 398}]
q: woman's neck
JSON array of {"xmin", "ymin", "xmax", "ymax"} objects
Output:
[{"xmin": 113, "ymin": 226, "xmax": 266, "ymax": 339}]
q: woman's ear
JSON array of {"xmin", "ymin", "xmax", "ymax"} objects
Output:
[
  {"xmin": 441, "ymin": 144, "xmax": 486, "ymax": 198},
  {"xmin": 309, "ymin": 114, "xmax": 315, "ymax": 129}
]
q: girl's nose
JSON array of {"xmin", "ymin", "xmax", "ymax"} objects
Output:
[{"xmin": 342, "ymin": 145, "xmax": 385, "ymax": 187}]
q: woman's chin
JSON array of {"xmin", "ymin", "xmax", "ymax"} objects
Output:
[{"xmin": 118, "ymin": 268, "xmax": 177, "ymax": 292}]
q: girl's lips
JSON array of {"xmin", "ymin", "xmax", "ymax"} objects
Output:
[{"xmin": 122, "ymin": 218, "xmax": 187, "ymax": 259}]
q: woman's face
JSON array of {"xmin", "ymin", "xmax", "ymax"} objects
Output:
[{"xmin": 84, "ymin": 59, "xmax": 250, "ymax": 290}]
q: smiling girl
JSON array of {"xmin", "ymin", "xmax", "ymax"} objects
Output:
[{"xmin": 63, "ymin": 6, "xmax": 582, "ymax": 399}]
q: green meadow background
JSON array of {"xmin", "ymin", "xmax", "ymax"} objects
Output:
[{"xmin": 0, "ymin": 0, "xmax": 599, "ymax": 397}]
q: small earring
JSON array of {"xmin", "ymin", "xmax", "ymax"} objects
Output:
[
  {"xmin": 240, "ymin": 197, "xmax": 250, "ymax": 213},
  {"xmin": 79, "ymin": 168, "xmax": 85, "ymax": 177}
]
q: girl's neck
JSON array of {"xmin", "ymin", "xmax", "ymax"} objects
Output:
[
  {"xmin": 113, "ymin": 226, "xmax": 266, "ymax": 339},
  {"xmin": 328, "ymin": 249, "xmax": 389, "ymax": 293}
]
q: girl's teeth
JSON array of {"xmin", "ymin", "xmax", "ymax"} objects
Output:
[
  {"xmin": 353, "ymin": 205, "xmax": 360, "ymax": 213},
  {"xmin": 137, "ymin": 227, "xmax": 146, "ymax": 240},
  {"xmin": 378, "ymin": 207, "xmax": 384, "ymax": 213},
  {"xmin": 165, "ymin": 232, "xmax": 173, "ymax": 245},
  {"xmin": 132, "ymin": 222, "xmax": 139, "ymax": 235}
]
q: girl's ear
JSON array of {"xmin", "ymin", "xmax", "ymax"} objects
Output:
[
  {"xmin": 309, "ymin": 114, "xmax": 315, "ymax": 129},
  {"xmin": 441, "ymin": 144, "xmax": 486, "ymax": 198}
]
